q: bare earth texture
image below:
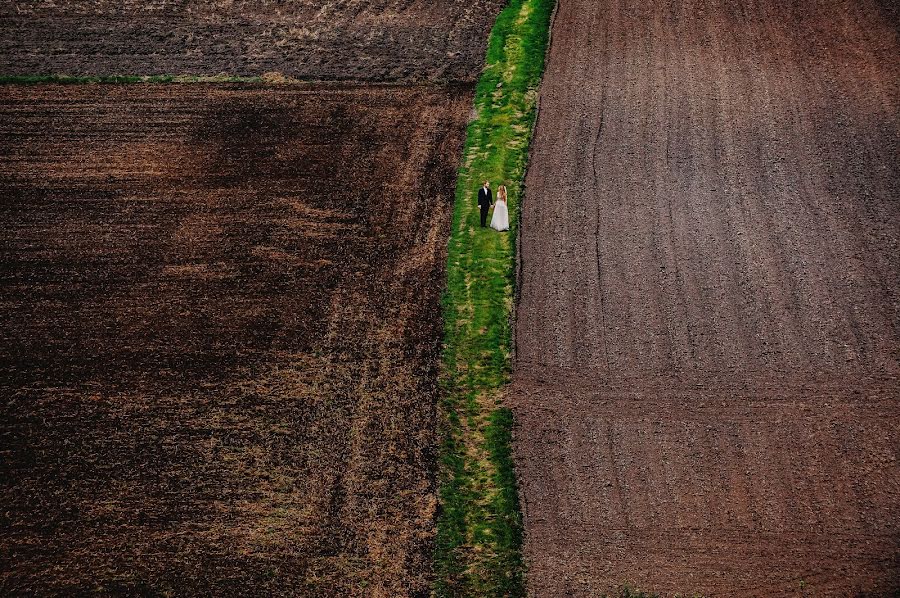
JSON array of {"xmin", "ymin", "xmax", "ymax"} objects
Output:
[
  {"xmin": 0, "ymin": 0, "xmax": 504, "ymax": 82},
  {"xmin": 0, "ymin": 84, "xmax": 471, "ymax": 596},
  {"xmin": 513, "ymin": 0, "xmax": 900, "ymax": 596}
]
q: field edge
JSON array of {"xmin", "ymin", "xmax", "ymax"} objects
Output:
[{"xmin": 432, "ymin": 0, "xmax": 556, "ymax": 595}]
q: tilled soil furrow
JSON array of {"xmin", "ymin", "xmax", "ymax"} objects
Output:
[
  {"xmin": 513, "ymin": 0, "xmax": 899, "ymax": 595},
  {"xmin": 0, "ymin": 1, "xmax": 505, "ymax": 83}
]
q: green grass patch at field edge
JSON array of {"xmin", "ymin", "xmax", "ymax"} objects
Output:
[{"xmin": 433, "ymin": 0, "xmax": 555, "ymax": 595}]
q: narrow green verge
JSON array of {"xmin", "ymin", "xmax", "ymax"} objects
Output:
[{"xmin": 434, "ymin": 0, "xmax": 555, "ymax": 595}]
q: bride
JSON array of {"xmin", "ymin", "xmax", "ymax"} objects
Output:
[{"xmin": 490, "ymin": 184, "xmax": 510, "ymax": 231}]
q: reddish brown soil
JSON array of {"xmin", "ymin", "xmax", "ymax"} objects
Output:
[
  {"xmin": 0, "ymin": 83, "xmax": 471, "ymax": 596},
  {"xmin": 0, "ymin": 1, "xmax": 504, "ymax": 82},
  {"xmin": 512, "ymin": 0, "xmax": 900, "ymax": 596}
]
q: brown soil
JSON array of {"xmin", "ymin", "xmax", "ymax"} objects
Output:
[
  {"xmin": 512, "ymin": 0, "xmax": 900, "ymax": 596},
  {"xmin": 0, "ymin": 1, "xmax": 503, "ymax": 82},
  {"xmin": 0, "ymin": 83, "xmax": 471, "ymax": 596}
]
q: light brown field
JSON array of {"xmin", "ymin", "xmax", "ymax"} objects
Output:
[{"xmin": 513, "ymin": 0, "xmax": 900, "ymax": 595}]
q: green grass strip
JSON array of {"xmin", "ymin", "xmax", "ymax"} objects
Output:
[{"xmin": 434, "ymin": 0, "xmax": 556, "ymax": 595}]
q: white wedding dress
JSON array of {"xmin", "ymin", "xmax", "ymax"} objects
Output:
[{"xmin": 490, "ymin": 198, "xmax": 509, "ymax": 231}]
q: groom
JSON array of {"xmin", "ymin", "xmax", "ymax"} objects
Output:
[{"xmin": 478, "ymin": 180, "xmax": 493, "ymax": 227}]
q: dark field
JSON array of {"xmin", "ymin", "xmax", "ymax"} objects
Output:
[
  {"xmin": 513, "ymin": 0, "xmax": 900, "ymax": 595},
  {"xmin": 0, "ymin": 84, "xmax": 471, "ymax": 596},
  {"xmin": 0, "ymin": 0, "xmax": 504, "ymax": 82}
]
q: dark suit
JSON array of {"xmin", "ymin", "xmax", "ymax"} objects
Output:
[{"xmin": 478, "ymin": 187, "xmax": 493, "ymax": 227}]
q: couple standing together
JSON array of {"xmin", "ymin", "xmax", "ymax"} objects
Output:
[{"xmin": 477, "ymin": 180, "xmax": 509, "ymax": 231}]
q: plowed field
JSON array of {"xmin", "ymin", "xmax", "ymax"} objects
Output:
[
  {"xmin": 0, "ymin": 1, "xmax": 504, "ymax": 82},
  {"xmin": 0, "ymin": 83, "xmax": 471, "ymax": 596},
  {"xmin": 512, "ymin": 0, "xmax": 900, "ymax": 595}
]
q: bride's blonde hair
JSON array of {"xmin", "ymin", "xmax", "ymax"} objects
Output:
[{"xmin": 498, "ymin": 185, "xmax": 508, "ymax": 200}]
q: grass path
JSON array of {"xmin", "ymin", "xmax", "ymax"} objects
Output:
[{"xmin": 433, "ymin": 0, "xmax": 555, "ymax": 595}]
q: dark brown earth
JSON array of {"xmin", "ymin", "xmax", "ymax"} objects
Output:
[
  {"xmin": 512, "ymin": 0, "xmax": 900, "ymax": 596},
  {"xmin": 0, "ymin": 83, "xmax": 471, "ymax": 596},
  {"xmin": 0, "ymin": 0, "xmax": 504, "ymax": 82}
]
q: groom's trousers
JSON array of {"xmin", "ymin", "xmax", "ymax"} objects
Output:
[{"xmin": 480, "ymin": 203, "xmax": 490, "ymax": 227}]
